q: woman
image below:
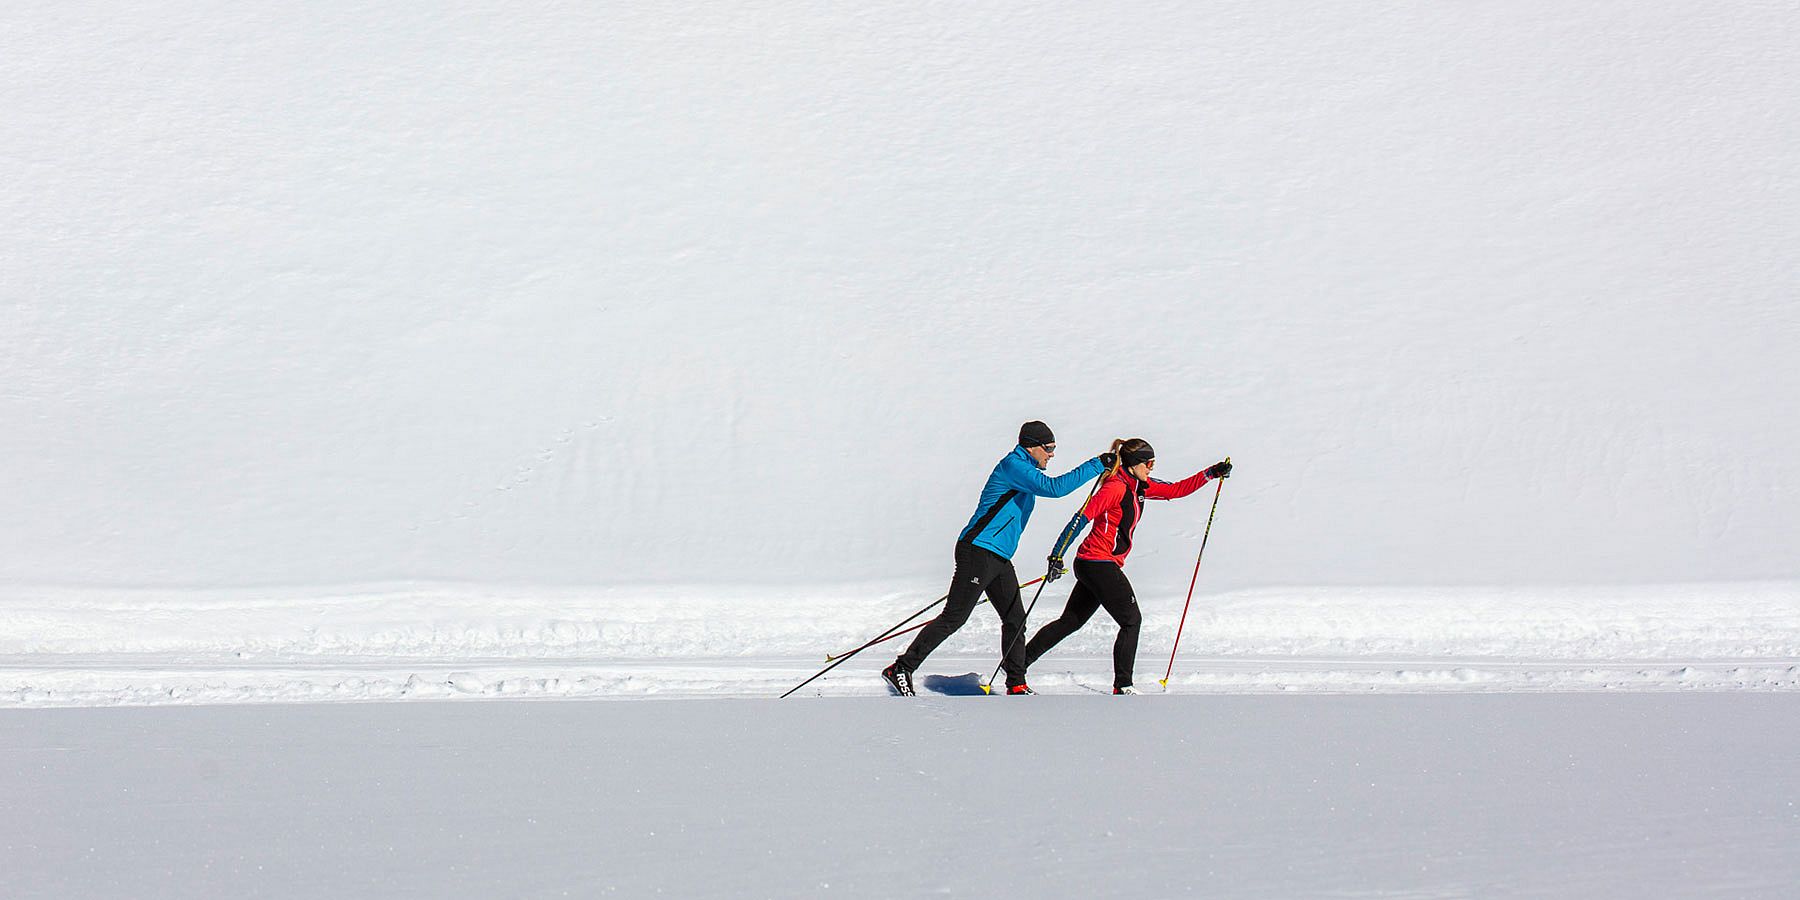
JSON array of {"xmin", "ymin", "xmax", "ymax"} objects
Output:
[{"xmin": 1023, "ymin": 439, "xmax": 1231, "ymax": 694}]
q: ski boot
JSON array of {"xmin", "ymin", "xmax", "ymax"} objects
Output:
[{"xmin": 882, "ymin": 661, "xmax": 915, "ymax": 697}]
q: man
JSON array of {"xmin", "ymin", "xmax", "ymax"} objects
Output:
[{"xmin": 883, "ymin": 421, "xmax": 1108, "ymax": 696}]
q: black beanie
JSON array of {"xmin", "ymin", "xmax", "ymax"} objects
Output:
[
  {"xmin": 1018, "ymin": 420, "xmax": 1055, "ymax": 448},
  {"xmin": 1122, "ymin": 442, "xmax": 1156, "ymax": 468}
]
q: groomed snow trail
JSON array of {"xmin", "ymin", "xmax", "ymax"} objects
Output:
[{"xmin": 3, "ymin": 695, "xmax": 1797, "ymax": 899}]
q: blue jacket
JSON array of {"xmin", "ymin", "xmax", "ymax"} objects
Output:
[{"xmin": 958, "ymin": 446, "xmax": 1106, "ymax": 559}]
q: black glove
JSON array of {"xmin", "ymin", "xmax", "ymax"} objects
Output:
[
  {"xmin": 1205, "ymin": 460, "xmax": 1233, "ymax": 479},
  {"xmin": 1098, "ymin": 452, "xmax": 1117, "ymax": 468},
  {"xmin": 1046, "ymin": 555, "xmax": 1067, "ymax": 583}
]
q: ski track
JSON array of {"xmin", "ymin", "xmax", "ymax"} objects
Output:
[
  {"xmin": 3, "ymin": 655, "xmax": 1798, "ymax": 709},
  {"xmin": 3, "ymin": 581, "xmax": 1797, "ymax": 707}
]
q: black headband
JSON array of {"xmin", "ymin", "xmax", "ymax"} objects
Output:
[{"xmin": 1121, "ymin": 444, "xmax": 1156, "ymax": 468}]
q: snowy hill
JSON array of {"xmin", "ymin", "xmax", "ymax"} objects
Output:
[{"xmin": 6, "ymin": 2, "xmax": 1797, "ymax": 595}]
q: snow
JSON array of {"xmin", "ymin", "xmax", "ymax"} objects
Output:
[
  {"xmin": 2, "ymin": 580, "xmax": 1795, "ymax": 705},
  {"xmin": 4, "ymin": 1, "xmax": 1800, "ymax": 896},
  {"xmin": 6, "ymin": 696, "xmax": 1799, "ymax": 899},
  {"xmin": 4, "ymin": 2, "xmax": 1798, "ymax": 593}
]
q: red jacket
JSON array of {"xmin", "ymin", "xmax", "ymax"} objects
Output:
[{"xmin": 1075, "ymin": 467, "xmax": 1214, "ymax": 566}]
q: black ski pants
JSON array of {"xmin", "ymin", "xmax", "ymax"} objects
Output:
[
  {"xmin": 898, "ymin": 541, "xmax": 1029, "ymax": 688},
  {"xmin": 1024, "ymin": 558, "xmax": 1142, "ymax": 690}
]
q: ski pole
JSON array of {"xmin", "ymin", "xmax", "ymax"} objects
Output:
[
  {"xmin": 1159, "ymin": 458, "xmax": 1228, "ymax": 690},
  {"xmin": 824, "ymin": 577, "xmax": 1046, "ymax": 662},
  {"xmin": 779, "ymin": 592, "xmax": 950, "ymax": 698},
  {"xmin": 979, "ymin": 577, "xmax": 1052, "ymax": 694},
  {"xmin": 979, "ymin": 475, "xmax": 1106, "ymax": 694}
]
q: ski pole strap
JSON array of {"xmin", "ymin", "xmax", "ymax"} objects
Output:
[{"xmin": 958, "ymin": 489, "xmax": 1020, "ymax": 544}]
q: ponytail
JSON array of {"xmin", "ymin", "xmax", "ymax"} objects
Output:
[
  {"xmin": 1103, "ymin": 438, "xmax": 1124, "ymax": 479},
  {"xmin": 1111, "ymin": 438, "xmax": 1153, "ymax": 479}
]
